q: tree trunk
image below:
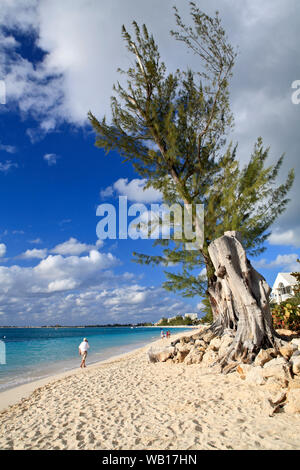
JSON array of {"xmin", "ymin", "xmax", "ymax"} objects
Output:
[{"xmin": 206, "ymin": 231, "xmax": 281, "ymax": 366}]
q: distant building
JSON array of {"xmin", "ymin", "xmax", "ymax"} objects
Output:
[
  {"xmin": 184, "ymin": 313, "xmax": 198, "ymax": 321},
  {"xmin": 167, "ymin": 316, "xmax": 178, "ymax": 323},
  {"xmin": 270, "ymin": 273, "xmax": 297, "ymax": 304}
]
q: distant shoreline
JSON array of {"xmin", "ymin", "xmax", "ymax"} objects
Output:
[{"xmin": 0, "ymin": 325, "xmax": 201, "ymax": 329}]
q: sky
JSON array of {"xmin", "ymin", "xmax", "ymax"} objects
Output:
[{"xmin": 0, "ymin": 0, "xmax": 299, "ymax": 326}]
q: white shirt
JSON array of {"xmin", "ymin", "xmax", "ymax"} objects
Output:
[{"xmin": 79, "ymin": 341, "xmax": 90, "ymax": 352}]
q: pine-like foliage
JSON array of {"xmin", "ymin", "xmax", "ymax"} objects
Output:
[{"xmin": 88, "ymin": 3, "xmax": 294, "ymax": 312}]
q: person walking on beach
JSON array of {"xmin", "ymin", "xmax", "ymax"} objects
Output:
[{"xmin": 79, "ymin": 338, "xmax": 90, "ymax": 368}]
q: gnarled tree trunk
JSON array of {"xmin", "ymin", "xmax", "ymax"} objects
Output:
[{"xmin": 207, "ymin": 231, "xmax": 282, "ymax": 366}]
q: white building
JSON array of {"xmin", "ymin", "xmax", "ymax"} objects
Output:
[
  {"xmin": 270, "ymin": 273, "xmax": 297, "ymax": 304},
  {"xmin": 184, "ymin": 313, "xmax": 198, "ymax": 321}
]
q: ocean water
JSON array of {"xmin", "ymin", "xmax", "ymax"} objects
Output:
[{"xmin": 0, "ymin": 327, "xmax": 189, "ymax": 392}]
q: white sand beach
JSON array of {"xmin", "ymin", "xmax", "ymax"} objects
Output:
[{"xmin": 1, "ymin": 329, "xmax": 300, "ymax": 450}]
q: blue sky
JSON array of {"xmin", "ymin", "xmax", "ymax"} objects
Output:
[{"xmin": 0, "ymin": 0, "xmax": 299, "ymax": 326}]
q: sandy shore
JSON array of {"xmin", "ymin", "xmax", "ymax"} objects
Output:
[{"xmin": 1, "ymin": 329, "xmax": 300, "ymax": 450}]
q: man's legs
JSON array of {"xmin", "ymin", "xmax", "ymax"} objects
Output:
[{"xmin": 80, "ymin": 351, "xmax": 87, "ymax": 368}]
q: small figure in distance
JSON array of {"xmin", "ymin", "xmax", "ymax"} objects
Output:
[{"xmin": 79, "ymin": 337, "xmax": 90, "ymax": 368}]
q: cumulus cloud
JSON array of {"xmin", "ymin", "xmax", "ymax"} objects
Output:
[
  {"xmin": 269, "ymin": 228, "xmax": 300, "ymax": 248},
  {"xmin": 0, "ymin": 161, "xmax": 18, "ymax": 172},
  {"xmin": 0, "ymin": 248, "xmax": 193, "ymax": 325},
  {"xmin": 0, "ymin": 142, "xmax": 17, "ymax": 153},
  {"xmin": 255, "ymin": 253, "xmax": 299, "ymax": 272},
  {"xmin": 51, "ymin": 237, "xmax": 98, "ymax": 256},
  {"xmin": 19, "ymin": 248, "xmax": 48, "ymax": 259},
  {"xmin": 0, "ymin": 0, "xmax": 297, "ymax": 238},
  {"xmin": 43, "ymin": 153, "xmax": 59, "ymax": 166},
  {"xmin": 0, "ymin": 244, "xmax": 6, "ymax": 257},
  {"xmin": 101, "ymin": 178, "xmax": 162, "ymax": 203}
]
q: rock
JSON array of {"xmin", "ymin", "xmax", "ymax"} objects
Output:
[
  {"xmin": 288, "ymin": 377, "xmax": 300, "ymax": 391},
  {"xmin": 148, "ymin": 346, "xmax": 175, "ymax": 363},
  {"xmin": 201, "ymin": 349, "xmax": 218, "ymax": 366},
  {"xmin": 254, "ymin": 349, "xmax": 274, "ymax": 367},
  {"xmin": 285, "ymin": 389, "xmax": 300, "ymax": 414},
  {"xmin": 194, "ymin": 339, "xmax": 207, "ymax": 348},
  {"xmin": 265, "ymin": 376, "xmax": 289, "ymax": 391},
  {"xmin": 207, "ymin": 337, "xmax": 222, "ymax": 351},
  {"xmin": 245, "ymin": 367, "xmax": 266, "ymax": 386},
  {"xmin": 262, "ymin": 363, "xmax": 291, "ymax": 383},
  {"xmin": 218, "ymin": 334, "xmax": 234, "ymax": 357},
  {"xmin": 175, "ymin": 349, "xmax": 190, "ymax": 363},
  {"xmin": 176, "ymin": 343, "xmax": 193, "ymax": 353},
  {"xmin": 180, "ymin": 336, "xmax": 193, "ymax": 345},
  {"xmin": 237, "ymin": 364, "xmax": 253, "ymax": 380},
  {"xmin": 263, "ymin": 357, "xmax": 288, "ymax": 368},
  {"xmin": 265, "ymin": 348, "xmax": 278, "ymax": 358},
  {"xmin": 276, "ymin": 329, "xmax": 298, "ymax": 337},
  {"xmin": 202, "ymin": 330, "xmax": 216, "ymax": 344},
  {"xmin": 291, "ymin": 338, "xmax": 300, "ymax": 350},
  {"xmin": 184, "ymin": 350, "xmax": 204, "ymax": 365},
  {"xmin": 291, "ymin": 356, "xmax": 300, "ymax": 375},
  {"xmin": 279, "ymin": 344, "xmax": 297, "ymax": 360}
]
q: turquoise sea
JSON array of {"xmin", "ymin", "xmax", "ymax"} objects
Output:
[{"xmin": 0, "ymin": 327, "xmax": 189, "ymax": 392}]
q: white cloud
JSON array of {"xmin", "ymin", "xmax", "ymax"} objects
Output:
[
  {"xmin": 51, "ymin": 237, "xmax": 97, "ymax": 256},
  {"xmin": 100, "ymin": 185, "xmax": 114, "ymax": 199},
  {"xmin": 255, "ymin": 253, "xmax": 299, "ymax": 272},
  {"xmin": 269, "ymin": 228, "xmax": 300, "ymax": 248},
  {"xmin": 0, "ymin": 248, "xmax": 194, "ymax": 325},
  {"xmin": 29, "ymin": 238, "xmax": 43, "ymax": 244},
  {"xmin": 47, "ymin": 278, "xmax": 78, "ymax": 292},
  {"xmin": 0, "ymin": 161, "xmax": 18, "ymax": 172},
  {"xmin": 19, "ymin": 248, "xmax": 48, "ymax": 259},
  {"xmin": 43, "ymin": 153, "xmax": 59, "ymax": 166},
  {"xmin": 0, "ymin": 142, "xmax": 17, "ymax": 153},
  {"xmin": 109, "ymin": 178, "xmax": 162, "ymax": 203},
  {"xmin": 0, "ymin": 244, "xmax": 6, "ymax": 257}
]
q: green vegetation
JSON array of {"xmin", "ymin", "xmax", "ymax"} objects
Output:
[
  {"xmin": 158, "ymin": 315, "xmax": 197, "ymax": 326},
  {"xmin": 271, "ymin": 260, "xmax": 300, "ymax": 332},
  {"xmin": 89, "ymin": 3, "xmax": 294, "ymax": 323}
]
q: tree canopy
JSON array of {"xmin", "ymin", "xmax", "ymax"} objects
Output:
[{"xmin": 88, "ymin": 2, "xmax": 294, "ymax": 313}]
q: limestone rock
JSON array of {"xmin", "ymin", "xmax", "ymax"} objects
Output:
[
  {"xmin": 218, "ymin": 334, "xmax": 234, "ymax": 357},
  {"xmin": 264, "ymin": 376, "xmax": 289, "ymax": 391},
  {"xmin": 291, "ymin": 356, "xmax": 300, "ymax": 375},
  {"xmin": 245, "ymin": 367, "xmax": 266, "ymax": 386},
  {"xmin": 202, "ymin": 329, "xmax": 216, "ymax": 344},
  {"xmin": 195, "ymin": 339, "xmax": 207, "ymax": 348},
  {"xmin": 291, "ymin": 338, "xmax": 300, "ymax": 350},
  {"xmin": 263, "ymin": 357, "xmax": 288, "ymax": 368},
  {"xmin": 254, "ymin": 349, "xmax": 274, "ymax": 367},
  {"xmin": 279, "ymin": 344, "xmax": 297, "ymax": 360},
  {"xmin": 262, "ymin": 363, "xmax": 291, "ymax": 383},
  {"xmin": 207, "ymin": 337, "xmax": 222, "ymax": 351},
  {"xmin": 201, "ymin": 349, "xmax": 218, "ymax": 366},
  {"xmin": 237, "ymin": 364, "xmax": 253, "ymax": 380},
  {"xmin": 148, "ymin": 346, "xmax": 175, "ymax": 363},
  {"xmin": 184, "ymin": 350, "xmax": 204, "ymax": 365},
  {"xmin": 276, "ymin": 329, "xmax": 298, "ymax": 337},
  {"xmin": 288, "ymin": 377, "xmax": 300, "ymax": 391},
  {"xmin": 285, "ymin": 388, "xmax": 300, "ymax": 414},
  {"xmin": 176, "ymin": 343, "xmax": 193, "ymax": 353}
]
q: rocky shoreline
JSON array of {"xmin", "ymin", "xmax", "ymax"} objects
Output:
[{"xmin": 148, "ymin": 326, "xmax": 300, "ymax": 415}]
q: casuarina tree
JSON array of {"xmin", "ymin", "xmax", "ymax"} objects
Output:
[{"xmin": 88, "ymin": 2, "xmax": 294, "ymax": 366}]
